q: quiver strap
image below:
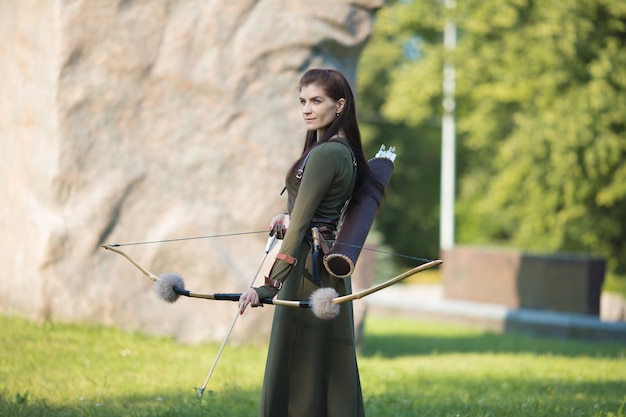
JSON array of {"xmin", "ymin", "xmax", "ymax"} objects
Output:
[{"xmin": 324, "ymin": 146, "xmax": 396, "ymax": 278}]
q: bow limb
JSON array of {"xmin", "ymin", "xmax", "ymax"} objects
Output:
[
  {"xmin": 332, "ymin": 259, "xmax": 443, "ymax": 305},
  {"xmin": 101, "ymin": 244, "xmax": 160, "ymax": 282}
]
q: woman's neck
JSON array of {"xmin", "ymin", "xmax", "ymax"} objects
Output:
[{"xmin": 317, "ymin": 129, "xmax": 345, "ymax": 142}]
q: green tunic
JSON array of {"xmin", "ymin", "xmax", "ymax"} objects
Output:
[{"xmin": 255, "ymin": 139, "xmax": 365, "ymax": 417}]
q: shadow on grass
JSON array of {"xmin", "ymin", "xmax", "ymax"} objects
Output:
[{"xmin": 360, "ymin": 327, "xmax": 626, "ymax": 359}]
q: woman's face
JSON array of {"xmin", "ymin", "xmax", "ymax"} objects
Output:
[{"xmin": 299, "ymin": 83, "xmax": 345, "ymax": 134}]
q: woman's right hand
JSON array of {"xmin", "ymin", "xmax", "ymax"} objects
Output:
[
  {"xmin": 269, "ymin": 213, "xmax": 289, "ymax": 239},
  {"xmin": 239, "ymin": 287, "xmax": 262, "ymax": 314}
]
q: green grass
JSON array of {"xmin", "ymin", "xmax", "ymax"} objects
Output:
[
  {"xmin": 1, "ymin": 314, "xmax": 625, "ymax": 417},
  {"xmin": 604, "ymin": 273, "xmax": 626, "ymax": 299}
]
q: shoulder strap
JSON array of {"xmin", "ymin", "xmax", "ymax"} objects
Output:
[
  {"xmin": 295, "ymin": 138, "xmax": 356, "ymax": 180},
  {"xmin": 295, "ymin": 150, "xmax": 314, "ymax": 179}
]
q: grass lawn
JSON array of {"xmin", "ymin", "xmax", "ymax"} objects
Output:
[
  {"xmin": 604, "ymin": 273, "xmax": 626, "ymax": 299},
  {"xmin": 1, "ymin": 314, "xmax": 625, "ymax": 417}
]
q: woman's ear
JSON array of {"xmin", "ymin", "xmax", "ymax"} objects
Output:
[{"xmin": 336, "ymin": 98, "xmax": 346, "ymax": 114}]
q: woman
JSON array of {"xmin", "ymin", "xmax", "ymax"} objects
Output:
[{"xmin": 239, "ymin": 68, "xmax": 379, "ymax": 417}]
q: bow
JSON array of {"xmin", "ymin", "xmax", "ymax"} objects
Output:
[
  {"xmin": 101, "ymin": 233, "xmax": 442, "ymax": 397},
  {"xmin": 101, "ymin": 242, "xmax": 441, "ymax": 318}
]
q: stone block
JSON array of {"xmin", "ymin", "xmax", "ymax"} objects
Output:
[{"xmin": 443, "ymin": 246, "xmax": 605, "ymax": 316}]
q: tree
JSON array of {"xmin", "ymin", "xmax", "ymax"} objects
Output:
[
  {"xmin": 357, "ymin": 1, "xmax": 443, "ymax": 267},
  {"xmin": 358, "ymin": 0, "xmax": 626, "ymax": 273}
]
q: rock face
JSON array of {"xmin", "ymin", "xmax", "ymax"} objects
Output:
[{"xmin": 0, "ymin": 0, "xmax": 383, "ymax": 342}]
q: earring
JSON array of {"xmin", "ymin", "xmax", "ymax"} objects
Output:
[{"xmin": 336, "ymin": 112, "xmax": 340, "ymax": 117}]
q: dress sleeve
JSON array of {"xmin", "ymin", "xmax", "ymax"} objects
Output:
[{"xmin": 255, "ymin": 147, "xmax": 336, "ymax": 300}]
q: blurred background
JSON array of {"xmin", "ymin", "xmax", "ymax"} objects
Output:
[
  {"xmin": 1, "ymin": 0, "xmax": 624, "ymax": 343},
  {"xmin": 357, "ymin": 0, "xmax": 626, "ymax": 309}
]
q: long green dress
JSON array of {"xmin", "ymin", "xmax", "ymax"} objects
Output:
[{"xmin": 254, "ymin": 139, "xmax": 366, "ymax": 417}]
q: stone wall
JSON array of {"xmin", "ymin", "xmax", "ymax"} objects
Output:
[
  {"xmin": 0, "ymin": 0, "xmax": 383, "ymax": 342},
  {"xmin": 443, "ymin": 246, "xmax": 606, "ymax": 316}
]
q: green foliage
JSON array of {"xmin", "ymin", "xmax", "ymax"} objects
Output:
[
  {"xmin": 358, "ymin": 1, "xmax": 443, "ymax": 264},
  {"xmin": 603, "ymin": 271, "xmax": 626, "ymax": 296},
  {"xmin": 1, "ymin": 315, "xmax": 625, "ymax": 417},
  {"xmin": 358, "ymin": 0, "xmax": 626, "ymax": 274}
]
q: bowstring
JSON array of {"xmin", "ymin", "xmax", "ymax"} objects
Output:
[
  {"xmin": 106, "ymin": 231, "xmax": 433, "ymax": 264},
  {"xmin": 331, "ymin": 242, "xmax": 434, "ymax": 264},
  {"xmin": 105, "ymin": 230, "xmax": 268, "ymax": 247}
]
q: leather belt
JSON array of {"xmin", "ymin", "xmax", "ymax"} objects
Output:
[{"xmin": 311, "ymin": 217, "xmax": 337, "ymax": 227}]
